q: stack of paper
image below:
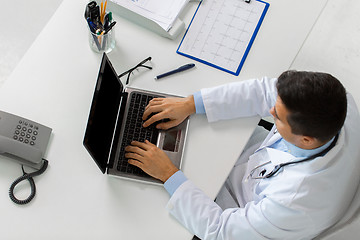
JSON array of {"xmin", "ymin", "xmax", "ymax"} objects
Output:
[{"xmin": 111, "ymin": 0, "xmax": 189, "ymax": 31}]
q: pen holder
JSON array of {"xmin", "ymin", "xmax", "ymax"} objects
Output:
[{"xmin": 88, "ymin": 27, "xmax": 115, "ymax": 53}]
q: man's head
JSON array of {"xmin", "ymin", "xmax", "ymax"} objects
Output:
[{"xmin": 271, "ymin": 70, "xmax": 347, "ymax": 148}]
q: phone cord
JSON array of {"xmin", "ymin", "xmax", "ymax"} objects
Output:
[{"xmin": 8, "ymin": 159, "xmax": 48, "ymax": 205}]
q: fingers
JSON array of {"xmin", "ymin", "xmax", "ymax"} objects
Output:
[
  {"xmin": 125, "ymin": 140, "xmax": 153, "ymax": 153},
  {"xmin": 142, "ymin": 105, "xmax": 163, "ymax": 121},
  {"xmin": 125, "ymin": 140, "xmax": 177, "ymax": 182},
  {"xmin": 127, "ymin": 159, "xmax": 143, "ymax": 168},
  {"xmin": 125, "ymin": 141, "xmax": 155, "ymax": 171},
  {"xmin": 155, "ymin": 120, "xmax": 179, "ymax": 130},
  {"xmin": 142, "ymin": 98, "xmax": 170, "ymax": 128},
  {"xmin": 125, "ymin": 141, "xmax": 150, "ymax": 166},
  {"xmin": 143, "ymin": 98, "xmax": 164, "ymax": 120},
  {"xmin": 145, "ymin": 98, "xmax": 163, "ymax": 110},
  {"xmin": 142, "ymin": 112, "xmax": 167, "ymax": 128},
  {"xmin": 142, "ymin": 97, "xmax": 189, "ymax": 130}
]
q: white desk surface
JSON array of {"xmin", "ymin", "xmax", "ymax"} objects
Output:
[{"xmin": 0, "ymin": 0, "xmax": 327, "ymax": 239}]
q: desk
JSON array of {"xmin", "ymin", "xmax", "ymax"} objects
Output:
[{"xmin": 0, "ymin": 0, "xmax": 327, "ymax": 239}]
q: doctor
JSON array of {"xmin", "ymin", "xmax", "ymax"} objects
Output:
[{"xmin": 125, "ymin": 70, "xmax": 360, "ymax": 239}]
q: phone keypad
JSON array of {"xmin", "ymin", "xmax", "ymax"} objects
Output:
[{"xmin": 13, "ymin": 120, "xmax": 39, "ymax": 145}]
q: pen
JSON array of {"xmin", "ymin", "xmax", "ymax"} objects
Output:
[
  {"xmin": 155, "ymin": 63, "xmax": 195, "ymax": 80},
  {"xmin": 86, "ymin": 17, "xmax": 97, "ymax": 33},
  {"xmin": 86, "ymin": 18, "xmax": 101, "ymax": 50},
  {"xmin": 104, "ymin": 21, "xmax": 117, "ymax": 34},
  {"xmin": 108, "ymin": 12, "xmax": 113, "ymax": 23},
  {"xmin": 104, "ymin": 13, "xmax": 110, "ymax": 29}
]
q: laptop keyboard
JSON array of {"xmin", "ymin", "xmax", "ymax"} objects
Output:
[{"xmin": 117, "ymin": 92, "xmax": 163, "ymax": 177}]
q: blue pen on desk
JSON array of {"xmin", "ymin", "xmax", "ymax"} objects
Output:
[{"xmin": 155, "ymin": 63, "xmax": 195, "ymax": 80}]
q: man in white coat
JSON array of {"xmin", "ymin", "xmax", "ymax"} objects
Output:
[{"xmin": 125, "ymin": 70, "xmax": 360, "ymax": 239}]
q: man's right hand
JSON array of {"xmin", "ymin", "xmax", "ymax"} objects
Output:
[{"xmin": 142, "ymin": 95, "xmax": 196, "ymax": 130}]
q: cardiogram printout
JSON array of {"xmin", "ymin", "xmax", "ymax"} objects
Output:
[{"xmin": 177, "ymin": 0, "xmax": 269, "ymax": 75}]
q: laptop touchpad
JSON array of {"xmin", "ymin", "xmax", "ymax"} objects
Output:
[{"xmin": 162, "ymin": 129, "xmax": 181, "ymax": 152}]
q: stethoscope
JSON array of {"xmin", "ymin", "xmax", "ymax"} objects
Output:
[{"xmin": 248, "ymin": 133, "xmax": 339, "ymax": 180}]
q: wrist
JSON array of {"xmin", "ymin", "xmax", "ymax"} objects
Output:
[
  {"xmin": 161, "ymin": 167, "xmax": 179, "ymax": 183},
  {"xmin": 185, "ymin": 95, "xmax": 196, "ymax": 116}
]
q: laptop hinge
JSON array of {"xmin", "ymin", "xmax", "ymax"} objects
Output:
[{"xmin": 107, "ymin": 91, "xmax": 128, "ymax": 170}]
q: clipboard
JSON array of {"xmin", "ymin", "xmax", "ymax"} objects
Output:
[{"xmin": 177, "ymin": 0, "xmax": 269, "ymax": 75}]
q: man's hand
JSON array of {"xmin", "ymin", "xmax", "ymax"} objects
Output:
[
  {"xmin": 125, "ymin": 140, "xmax": 179, "ymax": 183},
  {"xmin": 142, "ymin": 95, "xmax": 196, "ymax": 130}
]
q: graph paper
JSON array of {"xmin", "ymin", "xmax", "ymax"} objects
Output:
[{"xmin": 177, "ymin": 0, "xmax": 269, "ymax": 75}]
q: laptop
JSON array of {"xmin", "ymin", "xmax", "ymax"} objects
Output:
[{"xmin": 83, "ymin": 53, "xmax": 189, "ymax": 184}]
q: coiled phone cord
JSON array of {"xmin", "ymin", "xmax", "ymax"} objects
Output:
[{"xmin": 9, "ymin": 159, "xmax": 48, "ymax": 205}]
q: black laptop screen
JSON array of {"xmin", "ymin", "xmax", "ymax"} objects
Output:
[{"xmin": 83, "ymin": 54, "xmax": 123, "ymax": 173}]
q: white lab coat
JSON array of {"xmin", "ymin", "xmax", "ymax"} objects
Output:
[{"xmin": 166, "ymin": 77, "xmax": 360, "ymax": 240}]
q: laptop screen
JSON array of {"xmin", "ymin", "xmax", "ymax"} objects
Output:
[{"xmin": 83, "ymin": 53, "xmax": 123, "ymax": 173}]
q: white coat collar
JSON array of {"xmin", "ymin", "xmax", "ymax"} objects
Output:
[{"xmin": 256, "ymin": 126, "xmax": 281, "ymax": 151}]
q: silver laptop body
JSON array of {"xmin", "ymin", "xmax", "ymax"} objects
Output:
[{"xmin": 83, "ymin": 53, "xmax": 189, "ymax": 185}]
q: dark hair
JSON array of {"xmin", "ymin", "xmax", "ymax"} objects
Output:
[{"xmin": 276, "ymin": 70, "xmax": 347, "ymax": 143}]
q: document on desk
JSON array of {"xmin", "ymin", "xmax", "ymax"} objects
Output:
[
  {"xmin": 177, "ymin": 0, "xmax": 269, "ymax": 75},
  {"xmin": 111, "ymin": 0, "xmax": 189, "ymax": 31}
]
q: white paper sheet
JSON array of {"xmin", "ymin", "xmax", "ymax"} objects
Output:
[{"xmin": 111, "ymin": 0, "xmax": 189, "ymax": 31}]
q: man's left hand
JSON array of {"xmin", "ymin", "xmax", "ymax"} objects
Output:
[{"xmin": 125, "ymin": 140, "xmax": 178, "ymax": 183}]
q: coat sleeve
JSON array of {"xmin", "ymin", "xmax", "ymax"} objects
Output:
[
  {"xmin": 166, "ymin": 180, "xmax": 314, "ymax": 240},
  {"xmin": 201, "ymin": 77, "xmax": 278, "ymax": 122}
]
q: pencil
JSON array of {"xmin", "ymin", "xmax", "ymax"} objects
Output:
[
  {"xmin": 102, "ymin": 0, "xmax": 108, "ymax": 23},
  {"xmin": 98, "ymin": 31, "xmax": 105, "ymax": 46},
  {"xmin": 101, "ymin": 1, "xmax": 104, "ymax": 23}
]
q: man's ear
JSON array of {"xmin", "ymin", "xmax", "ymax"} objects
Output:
[{"xmin": 300, "ymin": 136, "xmax": 319, "ymax": 149}]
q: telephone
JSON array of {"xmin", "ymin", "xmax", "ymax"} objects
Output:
[
  {"xmin": 0, "ymin": 110, "xmax": 52, "ymax": 205},
  {"xmin": 0, "ymin": 110, "xmax": 52, "ymax": 169}
]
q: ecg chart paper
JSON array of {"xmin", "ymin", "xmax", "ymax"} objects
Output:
[{"xmin": 177, "ymin": 0, "xmax": 269, "ymax": 75}]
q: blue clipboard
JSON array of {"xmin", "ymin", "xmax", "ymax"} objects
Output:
[{"xmin": 177, "ymin": 0, "xmax": 269, "ymax": 76}]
